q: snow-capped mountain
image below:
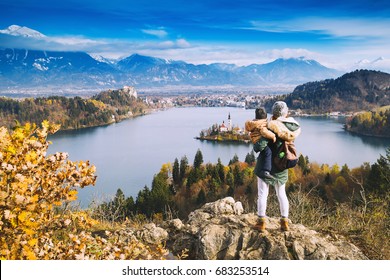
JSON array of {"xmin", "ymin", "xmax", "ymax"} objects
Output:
[
  {"xmin": 354, "ymin": 57, "xmax": 390, "ymax": 73},
  {"xmin": 238, "ymin": 57, "xmax": 340, "ymax": 84},
  {"xmin": 89, "ymin": 54, "xmax": 117, "ymax": 65},
  {"xmin": 115, "ymin": 54, "xmax": 341, "ymax": 86},
  {"xmin": 0, "ymin": 25, "xmax": 388, "ymax": 93},
  {"xmin": 0, "ymin": 25, "xmax": 46, "ymax": 38},
  {"xmin": 0, "ymin": 48, "xmax": 342, "ymax": 91},
  {"xmin": 0, "ymin": 48, "xmax": 118, "ymax": 88}
]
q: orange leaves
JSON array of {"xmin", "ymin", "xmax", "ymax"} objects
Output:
[
  {"xmin": 15, "ymin": 194, "xmax": 26, "ymax": 205},
  {"xmin": 0, "ymin": 121, "xmax": 166, "ymax": 260},
  {"xmin": 0, "ymin": 121, "xmax": 96, "ymax": 260}
]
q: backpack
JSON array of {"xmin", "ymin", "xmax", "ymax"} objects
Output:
[{"xmin": 272, "ymin": 140, "xmax": 298, "ymax": 172}]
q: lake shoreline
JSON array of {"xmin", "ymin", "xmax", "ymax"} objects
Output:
[
  {"xmin": 54, "ymin": 108, "xmax": 157, "ymax": 132},
  {"xmin": 47, "ymin": 106, "xmax": 390, "ymax": 206},
  {"xmin": 344, "ymin": 125, "xmax": 390, "ymax": 139},
  {"xmin": 195, "ymin": 136, "xmax": 251, "ymax": 144}
]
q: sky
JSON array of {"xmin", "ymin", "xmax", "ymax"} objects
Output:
[{"xmin": 1, "ymin": 0, "xmax": 390, "ymax": 70}]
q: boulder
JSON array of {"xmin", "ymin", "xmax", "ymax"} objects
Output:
[
  {"xmin": 136, "ymin": 223, "xmax": 168, "ymax": 245},
  {"xmin": 163, "ymin": 197, "xmax": 368, "ymax": 260}
]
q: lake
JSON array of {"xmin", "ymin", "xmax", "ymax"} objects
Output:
[{"xmin": 48, "ymin": 107, "xmax": 390, "ymax": 206}]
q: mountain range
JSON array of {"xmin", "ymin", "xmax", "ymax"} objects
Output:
[
  {"xmin": 0, "ymin": 48, "xmax": 341, "ymax": 91},
  {"xmin": 2, "ymin": 24, "xmax": 390, "ymax": 94}
]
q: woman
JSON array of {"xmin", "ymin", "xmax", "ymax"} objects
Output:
[{"xmin": 253, "ymin": 101, "xmax": 301, "ymax": 232}]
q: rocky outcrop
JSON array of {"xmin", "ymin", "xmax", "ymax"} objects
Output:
[{"xmin": 136, "ymin": 197, "xmax": 368, "ymax": 260}]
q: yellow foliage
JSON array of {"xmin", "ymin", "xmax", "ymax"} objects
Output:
[
  {"xmin": 89, "ymin": 99, "xmax": 107, "ymax": 110},
  {"xmin": 0, "ymin": 121, "xmax": 167, "ymax": 260},
  {"xmin": 160, "ymin": 162, "xmax": 172, "ymax": 175},
  {"xmin": 0, "ymin": 122, "xmax": 96, "ymax": 259}
]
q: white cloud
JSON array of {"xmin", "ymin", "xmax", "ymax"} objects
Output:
[
  {"xmin": 141, "ymin": 28, "xmax": 168, "ymax": 38},
  {"xmin": 142, "ymin": 39, "xmax": 192, "ymax": 50},
  {"xmin": 257, "ymin": 48, "xmax": 317, "ymax": 60},
  {"xmin": 48, "ymin": 36, "xmax": 102, "ymax": 46},
  {"xmin": 249, "ymin": 17, "xmax": 390, "ymax": 40},
  {"xmin": 176, "ymin": 39, "xmax": 191, "ymax": 48},
  {"xmin": 1, "ymin": 24, "xmax": 389, "ymax": 71}
]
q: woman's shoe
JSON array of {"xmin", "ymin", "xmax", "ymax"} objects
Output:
[
  {"xmin": 280, "ymin": 218, "xmax": 289, "ymax": 231},
  {"xmin": 253, "ymin": 217, "xmax": 266, "ymax": 232}
]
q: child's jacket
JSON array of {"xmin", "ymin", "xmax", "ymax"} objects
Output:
[{"xmin": 245, "ymin": 119, "xmax": 276, "ymax": 144}]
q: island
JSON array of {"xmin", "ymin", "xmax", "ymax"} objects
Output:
[{"xmin": 195, "ymin": 113, "xmax": 251, "ymax": 144}]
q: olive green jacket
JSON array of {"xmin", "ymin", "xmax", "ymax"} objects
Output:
[{"xmin": 254, "ymin": 140, "xmax": 288, "ymax": 186}]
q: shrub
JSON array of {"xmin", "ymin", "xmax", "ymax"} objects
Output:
[{"xmin": 0, "ymin": 121, "xmax": 96, "ymax": 259}]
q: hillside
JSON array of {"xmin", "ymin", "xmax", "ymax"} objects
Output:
[
  {"xmin": 345, "ymin": 105, "xmax": 390, "ymax": 138},
  {"xmin": 270, "ymin": 70, "xmax": 390, "ymax": 114},
  {"xmin": 0, "ymin": 86, "xmax": 148, "ymax": 130}
]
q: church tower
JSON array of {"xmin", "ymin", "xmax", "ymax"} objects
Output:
[{"xmin": 228, "ymin": 113, "xmax": 232, "ymax": 131}]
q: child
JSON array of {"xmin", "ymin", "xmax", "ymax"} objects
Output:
[{"xmin": 245, "ymin": 107, "xmax": 276, "ymax": 180}]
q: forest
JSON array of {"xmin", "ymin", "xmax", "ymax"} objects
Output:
[
  {"xmin": 345, "ymin": 106, "xmax": 390, "ymax": 138},
  {"xmin": 95, "ymin": 147, "xmax": 390, "ymax": 260},
  {"xmin": 263, "ymin": 70, "xmax": 390, "ymax": 114},
  {"xmin": 0, "ymin": 88, "xmax": 149, "ymax": 130}
]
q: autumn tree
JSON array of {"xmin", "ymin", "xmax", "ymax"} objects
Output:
[{"xmin": 0, "ymin": 122, "xmax": 96, "ymax": 259}]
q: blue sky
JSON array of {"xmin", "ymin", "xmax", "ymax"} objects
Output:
[{"xmin": 1, "ymin": 0, "xmax": 390, "ymax": 70}]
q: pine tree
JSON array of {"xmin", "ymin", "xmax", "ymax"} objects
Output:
[
  {"xmin": 194, "ymin": 149, "xmax": 204, "ymax": 169},
  {"xmin": 186, "ymin": 169, "xmax": 197, "ymax": 189},
  {"xmin": 216, "ymin": 158, "xmax": 225, "ymax": 182},
  {"xmin": 244, "ymin": 151, "xmax": 256, "ymax": 165},
  {"xmin": 226, "ymin": 171, "xmax": 235, "ymax": 188},
  {"xmin": 179, "ymin": 156, "xmax": 189, "ymax": 182},
  {"xmin": 229, "ymin": 154, "xmax": 239, "ymax": 165},
  {"xmin": 196, "ymin": 189, "xmax": 206, "ymax": 205},
  {"xmin": 172, "ymin": 158, "xmax": 180, "ymax": 185},
  {"xmin": 233, "ymin": 165, "xmax": 244, "ymax": 186},
  {"xmin": 369, "ymin": 147, "xmax": 390, "ymax": 194}
]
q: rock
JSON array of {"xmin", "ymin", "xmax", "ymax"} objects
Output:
[
  {"xmin": 163, "ymin": 197, "xmax": 368, "ymax": 260},
  {"xmin": 121, "ymin": 86, "xmax": 138, "ymax": 98},
  {"xmin": 136, "ymin": 223, "xmax": 168, "ymax": 245}
]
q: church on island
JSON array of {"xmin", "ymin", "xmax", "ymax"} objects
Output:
[
  {"xmin": 219, "ymin": 113, "xmax": 232, "ymax": 132},
  {"xmin": 219, "ymin": 113, "xmax": 245, "ymax": 135},
  {"xmin": 197, "ymin": 112, "xmax": 249, "ymax": 143}
]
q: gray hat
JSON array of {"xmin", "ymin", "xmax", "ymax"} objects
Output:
[{"xmin": 272, "ymin": 101, "xmax": 288, "ymax": 118}]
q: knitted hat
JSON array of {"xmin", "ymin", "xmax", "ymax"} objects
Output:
[{"xmin": 272, "ymin": 101, "xmax": 288, "ymax": 118}]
